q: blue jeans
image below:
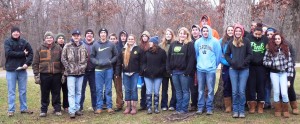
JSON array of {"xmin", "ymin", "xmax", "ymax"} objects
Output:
[
  {"xmin": 80, "ymin": 71, "xmax": 97, "ymax": 110},
  {"xmin": 197, "ymin": 71, "xmax": 216, "ymax": 112},
  {"xmin": 161, "ymin": 77, "xmax": 176, "ymax": 108},
  {"xmin": 95, "ymin": 68, "xmax": 113, "ymax": 110},
  {"xmin": 229, "ymin": 68, "xmax": 249, "ymax": 114},
  {"xmin": 172, "ymin": 74, "xmax": 191, "ymax": 113},
  {"xmin": 6, "ymin": 70, "xmax": 28, "ymax": 112},
  {"xmin": 270, "ymin": 72, "xmax": 289, "ymax": 103},
  {"xmin": 144, "ymin": 77, "xmax": 162, "ymax": 95},
  {"xmin": 123, "ymin": 73, "xmax": 139, "ymax": 101},
  {"xmin": 67, "ymin": 76, "xmax": 84, "ymax": 114}
]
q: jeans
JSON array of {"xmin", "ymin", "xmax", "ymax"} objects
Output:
[
  {"xmin": 61, "ymin": 76, "xmax": 69, "ymax": 109},
  {"xmin": 288, "ymin": 68, "xmax": 296, "ymax": 101},
  {"xmin": 265, "ymin": 70, "xmax": 272, "ymax": 106},
  {"xmin": 95, "ymin": 68, "xmax": 113, "ymax": 110},
  {"xmin": 190, "ymin": 73, "xmax": 198, "ymax": 108},
  {"xmin": 222, "ymin": 65, "xmax": 232, "ymax": 97},
  {"xmin": 270, "ymin": 72, "xmax": 289, "ymax": 103},
  {"xmin": 229, "ymin": 68, "xmax": 249, "ymax": 114},
  {"xmin": 123, "ymin": 73, "xmax": 139, "ymax": 101},
  {"xmin": 140, "ymin": 77, "xmax": 146, "ymax": 108},
  {"xmin": 40, "ymin": 73, "xmax": 62, "ymax": 112},
  {"xmin": 197, "ymin": 71, "xmax": 216, "ymax": 112},
  {"xmin": 80, "ymin": 71, "xmax": 97, "ymax": 110},
  {"xmin": 67, "ymin": 75, "xmax": 84, "ymax": 114},
  {"xmin": 144, "ymin": 77, "xmax": 162, "ymax": 95},
  {"xmin": 6, "ymin": 70, "xmax": 28, "ymax": 112},
  {"xmin": 161, "ymin": 77, "xmax": 176, "ymax": 108},
  {"xmin": 247, "ymin": 65, "xmax": 266, "ymax": 101},
  {"xmin": 172, "ymin": 74, "xmax": 192, "ymax": 113}
]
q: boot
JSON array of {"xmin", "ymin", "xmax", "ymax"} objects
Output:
[
  {"xmin": 282, "ymin": 102, "xmax": 290, "ymax": 118},
  {"xmin": 154, "ymin": 94, "xmax": 160, "ymax": 114},
  {"xmin": 123, "ymin": 101, "xmax": 131, "ymax": 114},
  {"xmin": 290, "ymin": 101, "xmax": 299, "ymax": 115},
  {"xmin": 257, "ymin": 101, "xmax": 264, "ymax": 114},
  {"xmin": 247, "ymin": 101, "xmax": 257, "ymax": 114},
  {"xmin": 273, "ymin": 102, "xmax": 281, "ymax": 117},
  {"xmin": 130, "ymin": 101, "xmax": 137, "ymax": 115},
  {"xmin": 224, "ymin": 97, "xmax": 232, "ymax": 113},
  {"xmin": 146, "ymin": 94, "xmax": 152, "ymax": 114}
]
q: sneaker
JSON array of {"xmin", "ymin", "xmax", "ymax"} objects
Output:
[
  {"xmin": 147, "ymin": 108, "xmax": 152, "ymax": 114},
  {"xmin": 107, "ymin": 109, "xmax": 115, "ymax": 114},
  {"xmin": 169, "ymin": 107, "xmax": 175, "ymax": 111},
  {"xmin": 54, "ymin": 111, "xmax": 62, "ymax": 116},
  {"xmin": 206, "ymin": 111, "xmax": 213, "ymax": 115},
  {"xmin": 239, "ymin": 113, "xmax": 245, "ymax": 118},
  {"xmin": 94, "ymin": 109, "xmax": 102, "ymax": 114},
  {"xmin": 69, "ymin": 113, "xmax": 76, "ymax": 119},
  {"xmin": 20, "ymin": 110, "xmax": 33, "ymax": 114},
  {"xmin": 196, "ymin": 110, "xmax": 203, "ymax": 115},
  {"xmin": 7, "ymin": 112, "xmax": 14, "ymax": 117},
  {"xmin": 189, "ymin": 106, "xmax": 197, "ymax": 111},
  {"xmin": 162, "ymin": 107, "xmax": 167, "ymax": 111},
  {"xmin": 171, "ymin": 111, "xmax": 181, "ymax": 115},
  {"xmin": 39, "ymin": 112, "xmax": 47, "ymax": 117},
  {"xmin": 75, "ymin": 111, "xmax": 83, "ymax": 116},
  {"xmin": 232, "ymin": 112, "xmax": 239, "ymax": 118}
]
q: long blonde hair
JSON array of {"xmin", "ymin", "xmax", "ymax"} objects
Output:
[
  {"xmin": 233, "ymin": 25, "xmax": 245, "ymax": 47},
  {"xmin": 160, "ymin": 28, "xmax": 175, "ymax": 49},
  {"xmin": 124, "ymin": 34, "xmax": 136, "ymax": 67},
  {"xmin": 177, "ymin": 27, "xmax": 192, "ymax": 44}
]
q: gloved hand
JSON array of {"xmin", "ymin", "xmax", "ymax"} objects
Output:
[
  {"xmin": 34, "ymin": 74, "xmax": 41, "ymax": 84},
  {"xmin": 61, "ymin": 75, "xmax": 67, "ymax": 84}
]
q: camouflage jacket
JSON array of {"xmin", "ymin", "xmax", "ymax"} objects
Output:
[
  {"xmin": 61, "ymin": 41, "xmax": 88, "ymax": 76},
  {"xmin": 32, "ymin": 43, "xmax": 63, "ymax": 75}
]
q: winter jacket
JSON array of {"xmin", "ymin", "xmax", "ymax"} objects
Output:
[
  {"xmin": 61, "ymin": 40, "xmax": 88, "ymax": 76},
  {"xmin": 219, "ymin": 38, "xmax": 232, "ymax": 66},
  {"xmin": 195, "ymin": 25, "xmax": 222, "ymax": 73},
  {"xmin": 32, "ymin": 43, "xmax": 63, "ymax": 75},
  {"xmin": 4, "ymin": 37, "xmax": 33, "ymax": 71},
  {"xmin": 82, "ymin": 39, "xmax": 96, "ymax": 71},
  {"xmin": 167, "ymin": 41, "xmax": 195, "ymax": 76},
  {"xmin": 120, "ymin": 44, "xmax": 143, "ymax": 73},
  {"xmin": 246, "ymin": 33, "xmax": 268, "ymax": 66},
  {"xmin": 90, "ymin": 40, "xmax": 118, "ymax": 70},
  {"xmin": 117, "ymin": 30, "xmax": 128, "ymax": 53},
  {"xmin": 142, "ymin": 47, "xmax": 167, "ymax": 78},
  {"xmin": 199, "ymin": 15, "xmax": 220, "ymax": 39},
  {"xmin": 263, "ymin": 49, "xmax": 294, "ymax": 80},
  {"xmin": 225, "ymin": 38, "xmax": 252, "ymax": 70}
]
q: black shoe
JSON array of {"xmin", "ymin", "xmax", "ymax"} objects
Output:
[
  {"xmin": 114, "ymin": 108, "xmax": 122, "ymax": 112},
  {"xmin": 102, "ymin": 104, "xmax": 107, "ymax": 110},
  {"xmin": 75, "ymin": 111, "xmax": 83, "ymax": 116}
]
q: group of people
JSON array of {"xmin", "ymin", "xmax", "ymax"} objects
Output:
[{"xmin": 4, "ymin": 15, "xmax": 298, "ymax": 119}]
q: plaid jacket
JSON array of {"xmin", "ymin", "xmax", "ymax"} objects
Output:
[{"xmin": 263, "ymin": 50, "xmax": 294, "ymax": 77}]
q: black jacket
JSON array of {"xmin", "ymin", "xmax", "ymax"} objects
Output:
[
  {"xmin": 120, "ymin": 46, "xmax": 143, "ymax": 73},
  {"xmin": 4, "ymin": 37, "xmax": 33, "ymax": 71},
  {"xmin": 167, "ymin": 41, "xmax": 195, "ymax": 76},
  {"xmin": 142, "ymin": 47, "xmax": 167, "ymax": 78},
  {"xmin": 246, "ymin": 34, "xmax": 268, "ymax": 66},
  {"xmin": 225, "ymin": 38, "xmax": 253, "ymax": 70}
]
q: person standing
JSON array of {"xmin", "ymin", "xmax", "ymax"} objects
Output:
[
  {"xmin": 32, "ymin": 31, "xmax": 63, "ymax": 117},
  {"xmin": 225, "ymin": 24, "xmax": 252, "ymax": 118},
  {"xmin": 199, "ymin": 15, "xmax": 220, "ymax": 39},
  {"xmin": 4, "ymin": 26, "xmax": 34, "ymax": 117},
  {"xmin": 90, "ymin": 28, "xmax": 118, "ymax": 114},
  {"xmin": 195, "ymin": 25, "xmax": 222, "ymax": 115},
  {"xmin": 80, "ymin": 29, "xmax": 97, "ymax": 112},
  {"xmin": 61, "ymin": 29, "xmax": 88, "ymax": 118}
]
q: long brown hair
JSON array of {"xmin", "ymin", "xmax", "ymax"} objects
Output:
[
  {"xmin": 139, "ymin": 31, "xmax": 150, "ymax": 51},
  {"xmin": 124, "ymin": 34, "xmax": 136, "ymax": 67},
  {"xmin": 268, "ymin": 33, "xmax": 289, "ymax": 57},
  {"xmin": 221, "ymin": 26, "xmax": 234, "ymax": 47},
  {"xmin": 160, "ymin": 28, "xmax": 175, "ymax": 49}
]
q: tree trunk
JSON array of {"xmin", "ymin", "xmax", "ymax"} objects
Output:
[{"xmin": 214, "ymin": 0, "xmax": 252, "ymax": 109}]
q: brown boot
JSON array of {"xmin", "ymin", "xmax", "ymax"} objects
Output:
[
  {"xmin": 274, "ymin": 102, "xmax": 282, "ymax": 117},
  {"xmin": 123, "ymin": 101, "xmax": 131, "ymax": 114},
  {"xmin": 257, "ymin": 101, "xmax": 264, "ymax": 114},
  {"xmin": 224, "ymin": 97, "xmax": 232, "ymax": 113},
  {"xmin": 290, "ymin": 101, "xmax": 299, "ymax": 115},
  {"xmin": 130, "ymin": 101, "xmax": 137, "ymax": 115},
  {"xmin": 282, "ymin": 102, "xmax": 290, "ymax": 118},
  {"xmin": 247, "ymin": 101, "xmax": 257, "ymax": 114}
]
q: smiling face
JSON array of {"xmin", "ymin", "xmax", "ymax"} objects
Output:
[
  {"xmin": 127, "ymin": 35, "xmax": 135, "ymax": 45},
  {"xmin": 192, "ymin": 27, "xmax": 200, "ymax": 38},
  {"xmin": 109, "ymin": 36, "xmax": 118, "ymax": 44},
  {"xmin": 12, "ymin": 31, "xmax": 20, "ymax": 39},
  {"xmin": 234, "ymin": 28, "xmax": 242, "ymax": 38},
  {"xmin": 202, "ymin": 28, "xmax": 209, "ymax": 38},
  {"xmin": 227, "ymin": 27, "xmax": 234, "ymax": 37},
  {"xmin": 267, "ymin": 31, "xmax": 274, "ymax": 39},
  {"xmin": 85, "ymin": 32, "xmax": 94, "ymax": 42},
  {"xmin": 100, "ymin": 31, "xmax": 107, "ymax": 41},
  {"xmin": 72, "ymin": 34, "xmax": 81, "ymax": 42},
  {"xmin": 57, "ymin": 36, "xmax": 65, "ymax": 45},
  {"xmin": 274, "ymin": 35, "xmax": 282, "ymax": 46},
  {"xmin": 45, "ymin": 36, "xmax": 54, "ymax": 45},
  {"xmin": 179, "ymin": 30, "xmax": 187, "ymax": 41},
  {"xmin": 253, "ymin": 30, "xmax": 262, "ymax": 39},
  {"xmin": 165, "ymin": 31, "xmax": 172, "ymax": 40}
]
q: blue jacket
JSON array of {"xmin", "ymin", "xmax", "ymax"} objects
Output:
[
  {"xmin": 219, "ymin": 38, "xmax": 230, "ymax": 66},
  {"xmin": 194, "ymin": 25, "xmax": 222, "ymax": 73}
]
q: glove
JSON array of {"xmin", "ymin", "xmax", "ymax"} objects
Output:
[
  {"xmin": 34, "ymin": 74, "xmax": 41, "ymax": 84},
  {"xmin": 61, "ymin": 75, "xmax": 67, "ymax": 84}
]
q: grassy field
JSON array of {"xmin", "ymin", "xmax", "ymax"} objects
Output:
[{"xmin": 0, "ymin": 69, "xmax": 299, "ymax": 124}]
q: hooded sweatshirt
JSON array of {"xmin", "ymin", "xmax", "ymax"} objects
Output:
[
  {"xmin": 219, "ymin": 36, "xmax": 233, "ymax": 66},
  {"xmin": 194, "ymin": 25, "xmax": 222, "ymax": 73},
  {"xmin": 82, "ymin": 39, "xmax": 96, "ymax": 71},
  {"xmin": 117, "ymin": 30, "xmax": 128, "ymax": 53},
  {"xmin": 246, "ymin": 30, "xmax": 268, "ymax": 66},
  {"xmin": 225, "ymin": 25, "xmax": 253, "ymax": 70},
  {"xmin": 199, "ymin": 15, "xmax": 220, "ymax": 39}
]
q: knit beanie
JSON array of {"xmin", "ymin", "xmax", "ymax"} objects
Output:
[
  {"xmin": 149, "ymin": 36, "xmax": 159, "ymax": 45},
  {"xmin": 98, "ymin": 28, "xmax": 108, "ymax": 36},
  {"xmin": 44, "ymin": 31, "xmax": 54, "ymax": 40},
  {"xmin": 55, "ymin": 33, "xmax": 66, "ymax": 41},
  {"xmin": 11, "ymin": 26, "xmax": 20, "ymax": 34},
  {"xmin": 85, "ymin": 29, "xmax": 94, "ymax": 36}
]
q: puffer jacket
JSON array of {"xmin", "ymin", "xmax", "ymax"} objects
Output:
[
  {"xmin": 32, "ymin": 43, "xmax": 63, "ymax": 75},
  {"xmin": 61, "ymin": 40, "xmax": 88, "ymax": 76}
]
